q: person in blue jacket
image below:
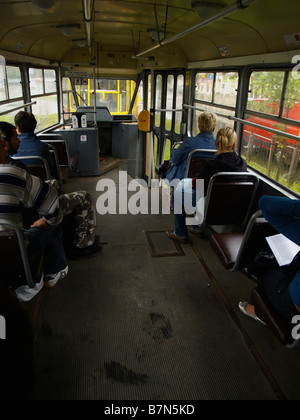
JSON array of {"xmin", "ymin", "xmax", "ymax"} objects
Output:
[
  {"xmin": 13, "ymin": 110, "xmax": 54, "ymax": 172},
  {"xmin": 166, "ymin": 111, "xmax": 217, "ymax": 182}
]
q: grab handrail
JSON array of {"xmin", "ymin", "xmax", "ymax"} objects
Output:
[
  {"xmin": 0, "ymin": 101, "xmax": 37, "ymax": 117},
  {"xmin": 183, "ymin": 104, "xmax": 300, "ymax": 143}
]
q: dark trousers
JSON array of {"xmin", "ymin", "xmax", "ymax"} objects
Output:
[
  {"xmin": 25, "ymin": 224, "xmax": 67, "ymax": 276},
  {"xmin": 258, "ymin": 196, "xmax": 300, "ymax": 320}
]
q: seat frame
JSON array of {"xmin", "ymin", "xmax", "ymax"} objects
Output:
[
  {"xmin": 12, "ymin": 155, "xmax": 51, "ymax": 180},
  {"xmin": 0, "ymin": 220, "xmax": 40, "ymax": 288}
]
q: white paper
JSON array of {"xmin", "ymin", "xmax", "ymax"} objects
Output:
[{"xmin": 266, "ymin": 234, "xmax": 300, "ymax": 267}]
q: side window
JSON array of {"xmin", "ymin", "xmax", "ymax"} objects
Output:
[
  {"xmin": 175, "ymin": 75, "xmax": 184, "ymax": 134},
  {"xmin": 242, "ymin": 69, "xmax": 300, "ymax": 194},
  {"xmin": 7, "ymin": 66, "xmax": 23, "ymax": 99},
  {"xmin": 247, "ymin": 71, "xmax": 285, "ymax": 116},
  {"xmin": 192, "ymin": 71, "xmax": 238, "ymax": 136},
  {"xmin": 165, "ymin": 75, "xmax": 174, "ymax": 131},
  {"xmin": 155, "ymin": 74, "xmax": 162, "ymax": 127},
  {"xmin": 0, "ymin": 64, "xmax": 24, "ymax": 124},
  {"xmin": 29, "ymin": 67, "xmax": 59, "ymax": 130}
]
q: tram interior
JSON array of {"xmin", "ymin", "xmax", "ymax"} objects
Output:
[{"xmin": 1, "ymin": 0, "xmax": 300, "ymax": 401}]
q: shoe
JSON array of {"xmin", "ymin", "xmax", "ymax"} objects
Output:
[
  {"xmin": 70, "ymin": 243, "xmax": 102, "ymax": 259},
  {"xmin": 166, "ymin": 231, "xmax": 188, "ymax": 244},
  {"xmin": 188, "ymin": 227, "xmax": 205, "ymax": 239},
  {"xmin": 238, "ymin": 302, "xmax": 267, "ymax": 326},
  {"xmin": 44, "ymin": 266, "xmax": 69, "ymax": 289}
]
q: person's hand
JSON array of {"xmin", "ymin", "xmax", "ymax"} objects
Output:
[{"xmin": 31, "ymin": 218, "xmax": 51, "ymax": 230}]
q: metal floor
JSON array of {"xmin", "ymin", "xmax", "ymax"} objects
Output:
[{"xmin": 24, "ymin": 168, "xmax": 300, "ymax": 400}]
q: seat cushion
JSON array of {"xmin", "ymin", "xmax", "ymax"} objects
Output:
[{"xmin": 210, "ymin": 232, "xmax": 244, "ymax": 270}]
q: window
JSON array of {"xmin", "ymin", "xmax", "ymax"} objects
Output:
[
  {"xmin": 165, "ymin": 75, "xmax": 174, "ymax": 131},
  {"xmin": 29, "ymin": 67, "xmax": 59, "ymax": 130},
  {"xmin": 175, "ymin": 75, "xmax": 184, "ymax": 134},
  {"xmin": 0, "ymin": 65, "xmax": 23, "ymax": 102},
  {"xmin": 242, "ymin": 69, "xmax": 300, "ymax": 194},
  {"xmin": 6, "ymin": 66, "xmax": 23, "ymax": 99},
  {"xmin": 0, "ymin": 65, "xmax": 24, "ymax": 124},
  {"xmin": 44, "ymin": 69, "xmax": 57, "ymax": 94},
  {"xmin": 195, "ymin": 73, "xmax": 214, "ymax": 102},
  {"xmin": 155, "ymin": 75, "xmax": 162, "ymax": 127},
  {"xmin": 192, "ymin": 71, "xmax": 238, "ymax": 136},
  {"xmin": 29, "ymin": 68, "xmax": 44, "ymax": 96},
  {"xmin": 247, "ymin": 71, "xmax": 285, "ymax": 116},
  {"xmin": 284, "ymin": 73, "xmax": 300, "ymax": 122},
  {"xmin": 132, "ymin": 80, "xmax": 144, "ymax": 118},
  {"xmin": 88, "ymin": 78, "xmax": 136, "ymax": 114}
]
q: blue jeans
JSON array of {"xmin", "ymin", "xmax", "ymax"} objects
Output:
[
  {"xmin": 173, "ymin": 190, "xmax": 197, "ymax": 237},
  {"xmin": 25, "ymin": 224, "xmax": 67, "ymax": 276}
]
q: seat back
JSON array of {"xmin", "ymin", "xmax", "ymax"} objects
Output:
[
  {"xmin": 234, "ymin": 210, "xmax": 278, "ymax": 270},
  {"xmin": 12, "ymin": 156, "xmax": 51, "ymax": 180},
  {"xmin": 38, "ymin": 134, "xmax": 76, "ymax": 169},
  {"xmin": 204, "ymin": 172, "xmax": 259, "ymax": 227},
  {"xmin": 185, "ymin": 149, "xmax": 217, "ymax": 178},
  {"xmin": 0, "ymin": 221, "xmax": 44, "ymax": 288}
]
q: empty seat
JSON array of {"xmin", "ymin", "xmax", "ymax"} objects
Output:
[
  {"xmin": 210, "ymin": 210, "xmax": 277, "ymax": 271},
  {"xmin": 0, "ymin": 220, "xmax": 44, "ymax": 289}
]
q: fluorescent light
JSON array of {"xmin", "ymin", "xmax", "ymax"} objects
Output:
[
  {"xmin": 30, "ymin": 0, "xmax": 58, "ymax": 10},
  {"xmin": 73, "ymin": 39, "xmax": 87, "ymax": 47},
  {"xmin": 192, "ymin": 1, "xmax": 224, "ymax": 20},
  {"xmin": 147, "ymin": 29, "xmax": 166, "ymax": 42},
  {"xmin": 57, "ymin": 24, "xmax": 81, "ymax": 37}
]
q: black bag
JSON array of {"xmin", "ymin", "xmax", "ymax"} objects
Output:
[
  {"xmin": 247, "ymin": 250, "xmax": 278, "ymax": 280},
  {"xmin": 155, "ymin": 160, "xmax": 172, "ymax": 179}
]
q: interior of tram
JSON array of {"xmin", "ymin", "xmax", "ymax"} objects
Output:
[{"xmin": 1, "ymin": 0, "xmax": 300, "ymax": 401}]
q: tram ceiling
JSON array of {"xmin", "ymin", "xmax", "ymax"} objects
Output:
[{"xmin": 0, "ymin": 0, "xmax": 299, "ymax": 71}]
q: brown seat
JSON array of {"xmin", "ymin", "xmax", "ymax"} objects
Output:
[
  {"xmin": 251, "ymin": 287, "xmax": 297, "ymax": 347},
  {"xmin": 210, "ymin": 232, "xmax": 244, "ymax": 270},
  {"xmin": 210, "ymin": 210, "xmax": 277, "ymax": 271},
  {"xmin": 0, "ymin": 222, "xmax": 44, "ymax": 289}
]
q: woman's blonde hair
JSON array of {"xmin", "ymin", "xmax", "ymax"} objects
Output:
[
  {"xmin": 215, "ymin": 126, "xmax": 237, "ymax": 152},
  {"xmin": 198, "ymin": 111, "xmax": 217, "ymax": 132}
]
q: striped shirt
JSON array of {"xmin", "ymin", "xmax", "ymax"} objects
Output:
[{"xmin": 0, "ymin": 164, "xmax": 62, "ymax": 230}]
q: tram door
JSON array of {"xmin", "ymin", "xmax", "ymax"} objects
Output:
[{"xmin": 145, "ymin": 71, "xmax": 186, "ymax": 178}]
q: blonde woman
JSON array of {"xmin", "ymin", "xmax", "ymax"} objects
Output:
[{"xmin": 167, "ymin": 126, "xmax": 247, "ymax": 243}]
